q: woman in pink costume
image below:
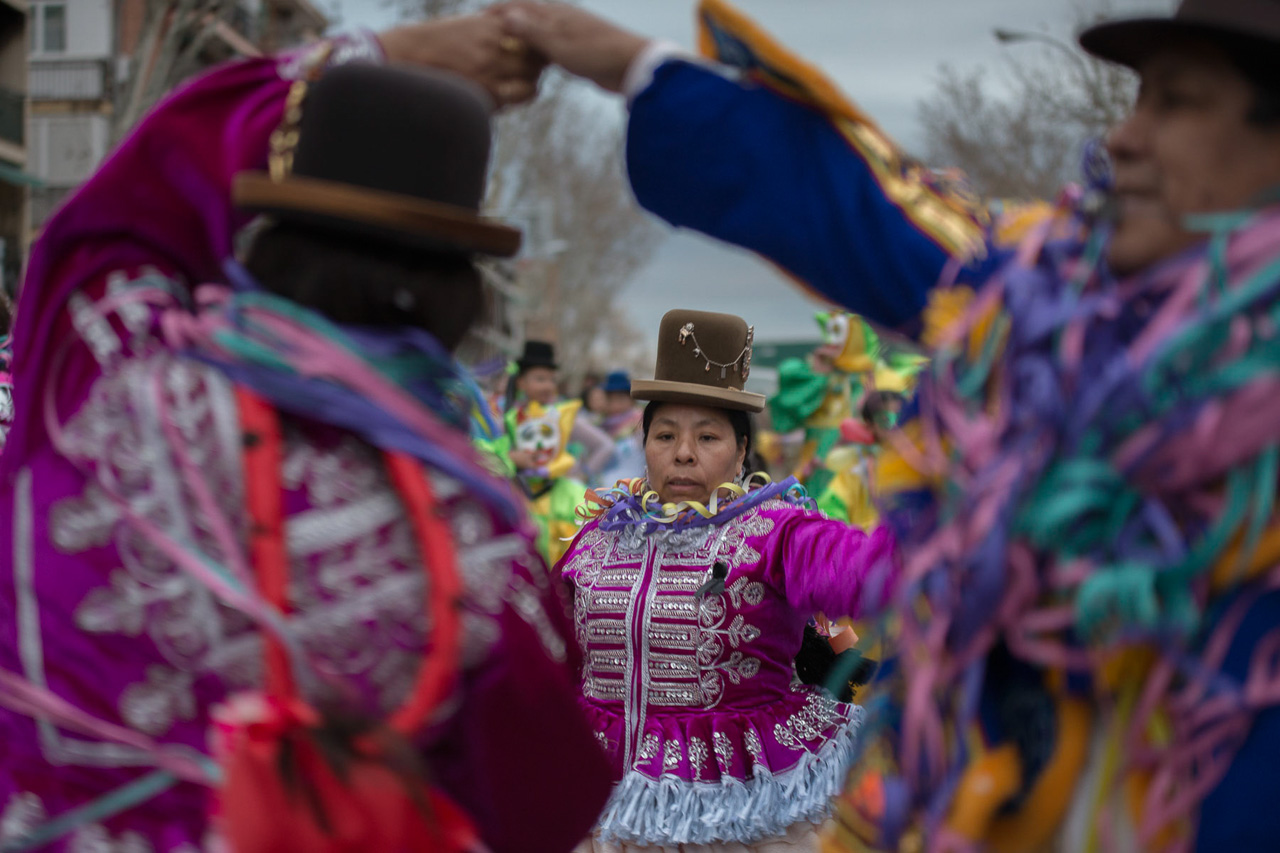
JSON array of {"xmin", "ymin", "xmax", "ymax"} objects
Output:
[{"xmin": 561, "ymin": 309, "xmax": 899, "ymax": 851}]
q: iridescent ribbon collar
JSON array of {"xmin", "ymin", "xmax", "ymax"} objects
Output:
[{"xmin": 585, "ymin": 474, "xmax": 811, "ymax": 535}]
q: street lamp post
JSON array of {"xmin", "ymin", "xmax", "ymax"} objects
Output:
[
  {"xmin": 992, "ymin": 28, "xmax": 1091, "ymax": 75},
  {"xmin": 991, "ymin": 26, "xmax": 1130, "ymax": 129}
]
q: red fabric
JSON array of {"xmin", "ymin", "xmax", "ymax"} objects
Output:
[
  {"xmin": 840, "ymin": 418, "xmax": 876, "ymax": 445},
  {"xmin": 224, "ymin": 394, "xmax": 483, "ymax": 853},
  {"xmin": 214, "ymin": 698, "xmax": 483, "ymax": 853}
]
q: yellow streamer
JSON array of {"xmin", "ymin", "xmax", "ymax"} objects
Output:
[{"xmin": 577, "ymin": 473, "xmax": 776, "ymax": 524}]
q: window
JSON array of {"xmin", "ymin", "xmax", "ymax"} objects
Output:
[
  {"xmin": 42, "ymin": 5, "xmax": 66, "ymax": 53},
  {"xmin": 31, "ymin": 3, "xmax": 67, "ymax": 56},
  {"xmin": 29, "ymin": 114, "xmax": 108, "ymax": 186}
]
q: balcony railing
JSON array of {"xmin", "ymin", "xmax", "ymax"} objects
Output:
[
  {"xmin": 0, "ymin": 86, "xmax": 22, "ymax": 147},
  {"xmin": 30, "ymin": 59, "xmax": 109, "ymax": 102}
]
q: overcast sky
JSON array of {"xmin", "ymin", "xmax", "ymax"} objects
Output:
[{"xmin": 331, "ymin": 0, "xmax": 1165, "ymax": 350}]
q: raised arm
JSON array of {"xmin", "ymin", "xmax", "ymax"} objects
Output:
[
  {"xmin": 3, "ymin": 18, "xmax": 542, "ymax": 471},
  {"xmin": 763, "ymin": 506, "xmax": 900, "ymax": 620},
  {"xmin": 499, "ymin": 0, "xmax": 997, "ymax": 329}
]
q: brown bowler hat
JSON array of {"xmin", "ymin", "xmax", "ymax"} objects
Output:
[
  {"xmin": 1079, "ymin": 0, "xmax": 1280, "ymax": 69},
  {"xmin": 233, "ymin": 63, "xmax": 521, "ymax": 256},
  {"xmin": 631, "ymin": 310, "xmax": 766, "ymax": 413}
]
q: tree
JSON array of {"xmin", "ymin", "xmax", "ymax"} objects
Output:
[
  {"xmin": 113, "ymin": 0, "xmax": 256, "ymax": 143},
  {"xmin": 917, "ymin": 2, "xmax": 1170, "ymax": 200},
  {"xmin": 392, "ymin": 0, "xmax": 663, "ymax": 389},
  {"xmin": 489, "ymin": 71, "xmax": 661, "ymax": 390}
]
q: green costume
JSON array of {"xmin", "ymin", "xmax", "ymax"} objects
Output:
[
  {"xmin": 769, "ymin": 312, "xmax": 880, "ymax": 496},
  {"xmin": 500, "ymin": 399, "xmax": 587, "ymax": 567}
]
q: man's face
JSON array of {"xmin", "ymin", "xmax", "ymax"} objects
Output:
[{"xmin": 1106, "ymin": 40, "xmax": 1280, "ymax": 275}]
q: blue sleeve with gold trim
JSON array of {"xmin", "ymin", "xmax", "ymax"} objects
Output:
[
  {"xmin": 628, "ymin": 60, "xmax": 981, "ymax": 328},
  {"xmin": 624, "ymin": 0, "xmax": 1006, "ymax": 331}
]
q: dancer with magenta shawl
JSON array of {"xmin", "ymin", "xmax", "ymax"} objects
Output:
[{"xmin": 0, "ymin": 17, "xmax": 610, "ymax": 853}]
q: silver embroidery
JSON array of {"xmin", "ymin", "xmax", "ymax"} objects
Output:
[
  {"xmin": 118, "ymin": 666, "xmax": 196, "ymax": 736},
  {"xmin": 744, "ymin": 729, "xmax": 764, "ymax": 764},
  {"xmin": 772, "ymin": 690, "xmax": 849, "ymax": 749},
  {"xmin": 774, "ymin": 722, "xmax": 802, "ymax": 750},
  {"xmin": 588, "ymin": 650, "xmax": 627, "ymax": 674},
  {"xmin": 721, "ymin": 651, "xmax": 761, "ymax": 685},
  {"xmin": 68, "ymin": 825, "xmax": 153, "ymax": 853},
  {"xmin": 38, "ymin": 298, "xmax": 563, "ymax": 750},
  {"xmin": 68, "ymin": 291, "xmax": 123, "ymax": 367},
  {"xmin": 594, "ymin": 730, "xmax": 616, "ymax": 753},
  {"xmin": 570, "ymin": 508, "xmax": 776, "ymax": 715},
  {"xmin": 0, "ymin": 383, "xmax": 12, "ymax": 450},
  {"xmin": 688, "ymin": 737, "xmax": 709, "ymax": 780},
  {"xmin": 713, "ymin": 731, "xmax": 734, "ymax": 769},
  {"xmin": 278, "ymin": 30, "xmax": 385, "ymax": 80},
  {"xmin": 726, "ymin": 576, "xmax": 766, "ymax": 608},
  {"xmin": 0, "ymin": 792, "xmax": 45, "ymax": 845},
  {"xmin": 637, "ymin": 732, "xmax": 661, "ymax": 761},
  {"xmin": 726, "ymin": 614, "xmax": 762, "ymax": 648},
  {"xmin": 616, "ymin": 521, "xmax": 711, "ymax": 556},
  {"xmin": 663, "ymin": 739, "xmax": 682, "ymax": 771},
  {"xmin": 584, "ymin": 679, "xmax": 627, "ymax": 702},
  {"xmin": 589, "ymin": 589, "xmax": 632, "ymax": 611}
]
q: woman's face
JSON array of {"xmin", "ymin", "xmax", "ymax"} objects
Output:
[
  {"xmin": 644, "ymin": 404, "xmax": 746, "ymax": 505},
  {"xmin": 517, "ymin": 366, "xmax": 559, "ymax": 405}
]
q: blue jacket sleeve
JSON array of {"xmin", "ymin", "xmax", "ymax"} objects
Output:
[{"xmin": 626, "ymin": 59, "xmax": 989, "ymax": 329}]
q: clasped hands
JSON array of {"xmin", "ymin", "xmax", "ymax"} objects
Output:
[{"xmin": 377, "ymin": 2, "xmax": 649, "ymax": 108}]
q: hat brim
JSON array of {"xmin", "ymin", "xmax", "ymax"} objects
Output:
[
  {"xmin": 1079, "ymin": 17, "xmax": 1275, "ymax": 69},
  {"xmin": 233, "ymin": 172, "xmax": 522, "ymax": 257},
  {"xmin": 516, "ymin": 360, "xmax": 558, "ymax": 372},
  {"xmin": 631, "ymin": 379, "xmax": 766, "ymax": 413}
]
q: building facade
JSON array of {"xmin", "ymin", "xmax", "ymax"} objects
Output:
[
  {"xmin": 0, "ymin": 0, "xmax": 27, "ymax": 296},
  {"xmin": 27, "ymin": 0, "xmax": 328, "ymax": 240}
]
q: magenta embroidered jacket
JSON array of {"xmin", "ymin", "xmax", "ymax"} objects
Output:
[
  {"xmin": 0, "ymin": 36, "xmax": 610, "ymax": 853},
  {"xmin": 559, "ymin": 496, "xmax": 898, "ymax": 845}
]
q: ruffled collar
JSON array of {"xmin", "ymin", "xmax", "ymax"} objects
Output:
[{"xmin": 590, "ymin": 475, "xmax": 811, "ymax": 538}]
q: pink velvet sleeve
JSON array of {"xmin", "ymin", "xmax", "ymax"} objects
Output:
[
  {"xmin": 763, "ymin": 506, "xmax": 900, "ymax": 620},
  {"xmin": 3, "ymin": 47, "xmax": 325, "ymax": 472}
]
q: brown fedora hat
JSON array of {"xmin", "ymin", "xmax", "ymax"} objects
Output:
[
  {"xmin": 631, "ymin": 309, "xmax": 766, "ymax": 413},
  {"xmin": 1080, "ymin": 0, "xmax": 1280, "ymax": 69},
  {"xmin": 233, "ymin": 63, "xmax": 521, "ymax": 257}
]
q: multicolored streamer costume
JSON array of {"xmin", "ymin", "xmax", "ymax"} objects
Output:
[{"xmin": 620, "ymin": 1, "xmax": 1280, "ymax": 849}]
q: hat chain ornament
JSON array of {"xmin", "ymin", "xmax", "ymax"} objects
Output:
[
  {"xmin": 268, "ymin": 80, "xmax": 309, "ymax": 182},
  {"xmin": 678, "ymin": 322, "xmax": 755, "ymax": 381},
  {"xmin": 266, "ymin": 42, "xmax": 334, "ymax": 182}
]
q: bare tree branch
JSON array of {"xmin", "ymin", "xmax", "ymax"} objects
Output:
[
  {"xmin": 396, "ymin": 0, "xmax": 663, "ymax": 384},
  {"xmin": 916, "ymin": 1, "xmax": 1168, "ymax": 199},
  {"xmin": 113, "ymin": 0, "xmax": 244, "ymax": 142}
]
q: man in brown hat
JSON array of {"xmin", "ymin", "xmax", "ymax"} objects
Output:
[
  {"xmin": 492, "ymin": 0, "xmax": 1280, "ymax": 849},
  {"xmin": 0, "ymin": 13, "xmax": 612, "ymax": 853}
]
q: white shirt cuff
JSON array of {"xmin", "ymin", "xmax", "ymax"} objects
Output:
[{"xmin": 622, "ymin": 40, "xmax": 693, "ymax": 104}]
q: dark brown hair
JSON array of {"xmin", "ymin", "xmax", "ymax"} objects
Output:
[
  {"xmin": 641, "ymin": 400, "xmax": 754, "ymax": 458},
  {"xmin": 244, "ymin": 223, "xmax": 485, "ymax": 351}
]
